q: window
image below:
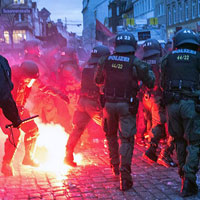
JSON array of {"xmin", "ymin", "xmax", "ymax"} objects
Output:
[
  {"xmin": 144, "ymin": 0, "xmax": 147, "ymax": 12},
  {"xmin": 173, "ymin": 5, "xmax": 176, "ymax": 24},
  {"xmin": 3, "ymin": 30, "xmax": 26, "ymax": 44},
  {"xmin": 116, "ymin": 6, "xmax": 119, "ymax": 16},
  {"xmin": 178, "ymin": 2, "xmax": 183, "ymax": 22},
  {"xmin": 142, "ymin": 0, "xmax": 144, "ymax": 13},
  {"xmin": 4, "ymin": 31, "xmax": 9, "ymax": 44},
  {"xmin": 168, "ymin": 6, "xmax": 172, "ymax": 25},
  {"xmin": 13, "ymin": 30, "xmax": 26, "ymax": 43},
  {"xmin": 159, "ymin": 4, "xmax": 162, "ymax": 16},
  {"xmin": 152, "ymin": 0, "xmax": 155, "ymax": 9},
  {"xmin": 185, "ymin": 1, "xmax": 189, "ymax": 20},
  {"xmin": 198, "ymin": 0, "xmax": 200, "ymax": 16},
  {"xmin": 15, "ymin": 14, "xmax": 25, "ymax": 22},
  {"xmin": 192, "ymin": 0, "xmax": 196, "ymax": 18},
  {"xmin": 15, "ymin": 14, "xmax": 19, "ymax": 21},
  {"xmin": 13, "ymin": 0, "xmax": 25, "ymax": 4},
  {"xmin": 108, "ymin": 8, "xmax": 112, "ymax": 17},
  {"xmin": 159, "ymin": 3, "xmax": 164, "ymax": 16},
  {"xmin": 147, "ymin": 0, "xmax": 150, "ymax": 11},
  {"xmin": 134, "ymin": 3, "xmax": 138, "ymax": 16}
]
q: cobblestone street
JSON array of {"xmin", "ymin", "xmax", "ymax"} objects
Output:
[{"xmin": 0, "ymin": 137, "xmax": 200, "ymax": 200}]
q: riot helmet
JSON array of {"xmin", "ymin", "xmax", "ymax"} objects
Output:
[
  {"xmin": 173, "ymin": 29, "xmax": 200, "ymax": 48},
  {"xmin": 115, "ymin": 32, "xmax": 137, "ymax": 53},
  {"xmin": 20, "ymin": 60, "xmax": 39, "ymax": 79},
  {"xmin": 142, "ymin": 39, "xmax": 161, "ymax": 58},
  {"xmin": 88, "ymin": 45, "xmax": 110, "ymax": 64}
]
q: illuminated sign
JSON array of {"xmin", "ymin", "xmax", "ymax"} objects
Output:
[
  {"xmin": 2, "ymin": 8, "xmax": 32, "ymax": 14},
  {"xmin": 138, "ymin": 31, "xmax": 151, "ymax": 41}
]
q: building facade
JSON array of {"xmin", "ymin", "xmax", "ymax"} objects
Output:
[
  {"xmin": 0, "ymin": 0, "xmax": 43, "ymax": 45},
  {"xmin": 166, "ymin": 0, "xmax": 200, "ymax": 39},
  {"xmin": 133, "ymin": 0, "xmax": 155, "ymax": 20},
  {"xmin": 82, "ymin": 0, "xmax": 110, "ymax": 51},
  {"xmin": 131, "ymin": 0, "xmax": 167, "ymax": 42},
  {"xmin": 108, "ymin": 0, "xmax": 127, "ymax": 33},
  {"xmin": 155, "ymin": 0, "xmax": 166, "ymax": 28}
]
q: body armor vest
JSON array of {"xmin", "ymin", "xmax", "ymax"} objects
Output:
[
  {"xmin": 80, "ymin": 64, "xmax": 99, "ymax": 98},
  {"xmin": 103, "ymin": 54, "xmax": 138, "ymax": 101},
  {"xmin": 164, "ymin": 49, "xmax": 200, "ymax": 91}
]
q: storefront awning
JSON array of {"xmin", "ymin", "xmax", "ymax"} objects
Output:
[{"xmin": 96, "ymin": 19, "xmax": 115, "ymax": 42}]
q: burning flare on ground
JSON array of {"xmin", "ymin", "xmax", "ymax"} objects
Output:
[{"xmin": 34, "ymin": 118, "xmax": 83, "ymax": 172}]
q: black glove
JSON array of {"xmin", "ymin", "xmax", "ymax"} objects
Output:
[{"xmin": 12, "ymin": 118, "xmax": 22, "ymax": 128}]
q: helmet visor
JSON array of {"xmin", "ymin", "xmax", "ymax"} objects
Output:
[{"xmin": 115, "ymin": 45, "xmax": 135, "ymax": 53}]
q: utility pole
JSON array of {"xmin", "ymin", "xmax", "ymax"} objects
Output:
[{"xmin": 65, "ymin": 17, "xmax": 67, "ymax": 31}]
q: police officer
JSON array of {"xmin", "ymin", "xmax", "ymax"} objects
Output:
[
  {"xmin": 142, "ymin": 39, "xmax": 176, "ymax": 168},
  {"xmin": 95, "ymin": 32, "xmax": 155, "ymax": 191},
  {"xmin": 0, "ymin": 61, "xmax": 39, "ymax": 176},
  {"xmin": 64, "ymin": 45, "xmax": 110, "ymax": 167},
  {"xmin": 0, "ymin": 55, "xmax": 22, "ymax": 175},
  {"xmin": 161, "ymin": 28, "xmax": 200, "ymax": 197}
]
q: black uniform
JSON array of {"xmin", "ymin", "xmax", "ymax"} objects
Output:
[
  {"xmin": 64, "ymin": 45, "xmax": 110, "ymax": 167},
  {"xmin": 141, "ymin": 39, "xmax": 176, "ymax": 168},
  {"xmin": 161, "ymin": 29, "xmax": 200, "ymax": 197},
  {"xmin": 95, "ymin": 32, "xmax": 155, "ymax": 191},
  {"xmin": 0, "ymin": 55, "xmax": 21, "ymax": 126}
]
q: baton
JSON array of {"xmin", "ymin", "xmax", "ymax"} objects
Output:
[{"xmin": 5, "ymin": 114, "xmax": 39, "ymax": 128}]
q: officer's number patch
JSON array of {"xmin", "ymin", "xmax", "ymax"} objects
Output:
[
  {"xmin": 112, "ymin": 63, "xmax": 123, "ymax": 69},
  {"xmin": 176, "ymin": 54, "xmax": 190, "ymax": 61},
  {"xmin": 116, "ymin": 35, "xmax": 131, "ymax": 41}
]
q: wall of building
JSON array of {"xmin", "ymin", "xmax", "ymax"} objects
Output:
[
  {"xmin": 155, "ymin": 0, "xmax": 166, "ymax": 26},
  {"xmin": 94, "ymin": 0, "xmax": 109, "ymax": 25},
  {"xmin": 133, "ymin": 0, "xmax": 155, "ymax": 19},
  {"xmin": 0, "ymin": 0, "xmax": 42, "ymax": 44},
  {"xmin": 82, "ymin": 0, "xmax": 109, "ymax": 51},
  {"xmin": 166, "ymin": 0, "xmax": 200, "ymax": 38}
]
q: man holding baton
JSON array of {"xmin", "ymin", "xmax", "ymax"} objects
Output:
[{"xmin": 0, "ymin": 60, "xmax": 40, "ymax": 176}]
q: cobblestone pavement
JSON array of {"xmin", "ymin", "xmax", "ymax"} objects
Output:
[{"xmin": 0, "ymin": 140, "xmax": 200, "ymax": 200}]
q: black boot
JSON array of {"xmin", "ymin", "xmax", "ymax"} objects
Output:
[
  {"xmin": 64, "ymin": 151, "xmax": 77, "ymax": 167},
  {"xmin": 180, "ymin": 177, "xmax": 198, "ymax": 197},
  {"xmin": 157, "ymin": 149, "xmax": 177, "ymax": 168},
  {"xmin": 143, "ymin": 143, "xmax": 158, "ymax": 163},
  {"xmin": 120, "ymin": 169, "xmax": 133, "ymax": 191},
  {"xmin": 111, "ymin": 164, "xmax": 119, "ymax": 176}
]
